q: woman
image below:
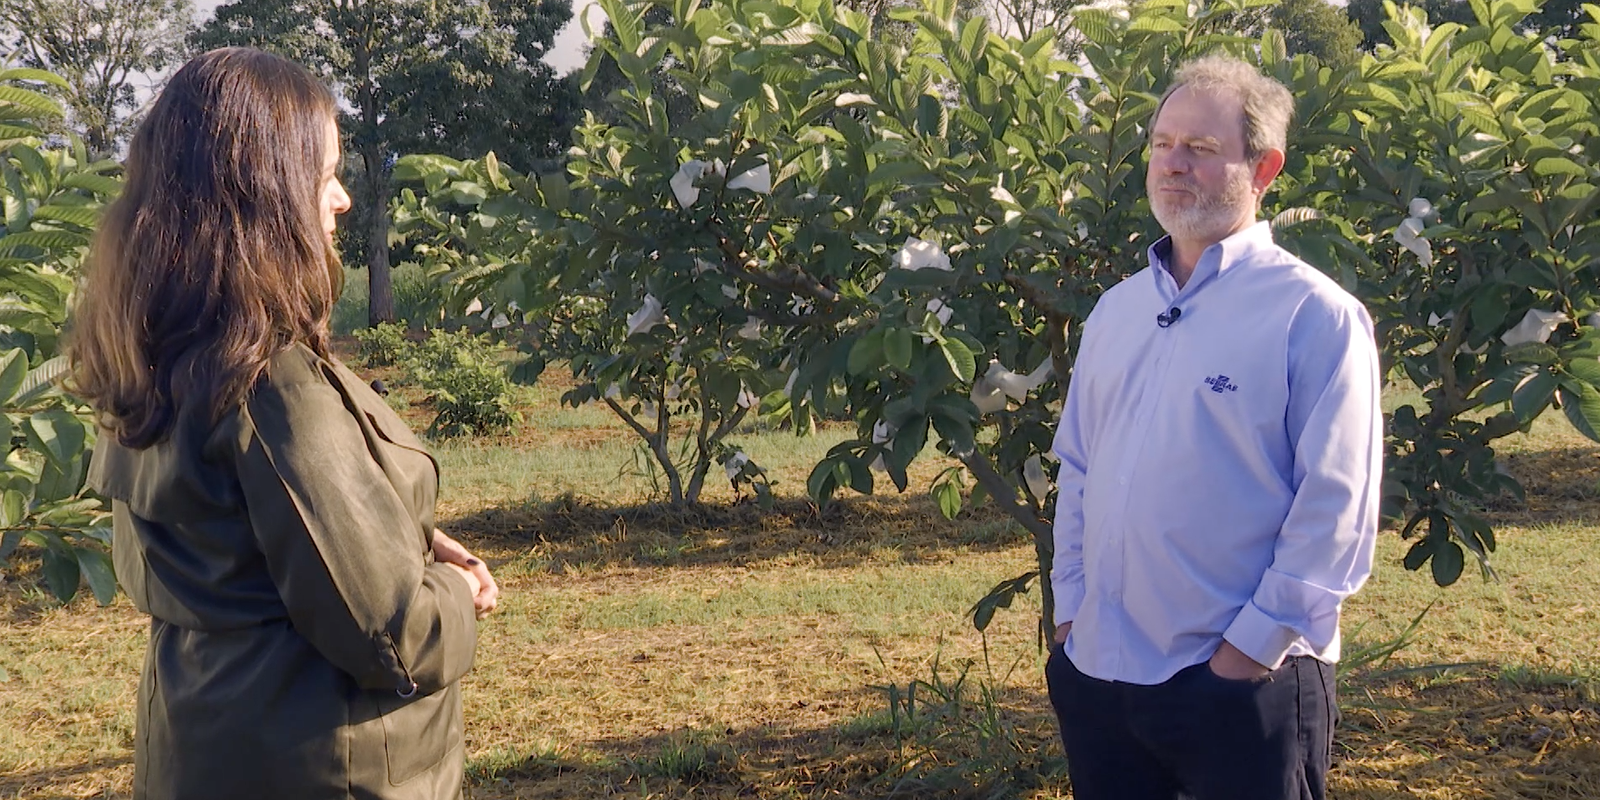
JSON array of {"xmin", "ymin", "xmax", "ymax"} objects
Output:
[{"xmin": 69, "ymin": 48, "xmax": 498, "ymax": 800}]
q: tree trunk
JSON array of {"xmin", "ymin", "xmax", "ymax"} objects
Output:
[
  {"xmin": 351, "ymin": 7, "xmax": 394, "ymax": 326},
  {"xmin": 364, "ymin": 146, "xmax": 395, "ymax": 325},
  {"xmin": 1034, "ymin": 519, "xmax": 1056, "ymax": 641},
  {"xmin": 960, "ymin": 450, "xmax": 1056, "ymax": 640}
]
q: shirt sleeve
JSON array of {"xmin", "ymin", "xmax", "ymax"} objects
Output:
[
  {"xmin": 234, "ymin": 370, "xmax": 477, "ymax": 695},
  {"xmin": 1050, "ymin": 329, "xmax": 1096, "ymax": 629},
  {"xmin": 1224, "ymin": 297, "xmax": 1382, "ymax": 669}
]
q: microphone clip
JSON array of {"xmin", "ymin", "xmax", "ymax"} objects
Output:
[{"xmin": 1156, "ymin": 306, "xmax": 1183, "ymax": 328}]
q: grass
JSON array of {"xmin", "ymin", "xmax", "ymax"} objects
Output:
[{"xmin": 4, "ymin": 352, "xmax": 1600, "ymax": 798}]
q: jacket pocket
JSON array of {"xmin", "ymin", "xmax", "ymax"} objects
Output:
[{"xmin": 375, "ymin": 684, "xmax": 463, "ymax": 785}]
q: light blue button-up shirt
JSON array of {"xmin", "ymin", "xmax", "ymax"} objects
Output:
[{"xmin": 1051, "ymin": 221, "xmax": 1382, "ymax": 686}]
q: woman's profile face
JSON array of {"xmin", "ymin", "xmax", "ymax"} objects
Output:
[{"xmin": 319, "ymin": 119, "xmax": 351, "ymax": 243}]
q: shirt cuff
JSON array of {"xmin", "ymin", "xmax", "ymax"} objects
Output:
[
  {"xmin": 1052, "ymin": 581, "xmax": 1085, "ymax": 629},
  {"xmin": 1222, "ymin": 601, "xmax": 1297, "ymax": 670}
]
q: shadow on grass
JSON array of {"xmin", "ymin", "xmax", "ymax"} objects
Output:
[
  {"xmin": 1487, "ymin": 447, "xmax": 1600, "ymax": 527},
  {"xmin": 445, "ymin": 492, "xmax": 1036, "ymax": 571},
  {"xmin": 0, "ymin": 755, "xmax": 131, "ymax": 799},
  {"xmin": 463, "ymin": 666, "xmax": 1600, "ymax": 800},
  {"xmin": 466, "ymin": 679, "xmax": 1069, "ymax": 800},
  {"xmin": 1333, "ymin": 664, "xmax": 1600, "ymax": 799}
]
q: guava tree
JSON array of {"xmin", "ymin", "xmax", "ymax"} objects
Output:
[
  {"xmin": 394, "ymin": 0, "xmax": 1300, "ymax": 629},
  {"xmin": 1268, "ymin": 0, "xmax": 1600, "ymax": 585},
  {"xmin": 0, "ymin": 67, "xmax": 123, "ymax": 603},
  {"xmin": 392, "ymin": 0, "xmax": 1600, "ymax": 636}
]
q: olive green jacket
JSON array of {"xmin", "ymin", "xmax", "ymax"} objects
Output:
[{"xmin": 90, "ymin": 344, "xmax": 477, "ymax": 800}]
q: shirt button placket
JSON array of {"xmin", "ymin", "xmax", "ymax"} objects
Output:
[{"xmin": 1109, "ymin": 327, "xmax": 1178, "ymax": 677}]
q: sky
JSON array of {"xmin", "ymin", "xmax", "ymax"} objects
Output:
[{"xmin": 190, "ymin": 0, "xmax": 600, "ymax": 75}]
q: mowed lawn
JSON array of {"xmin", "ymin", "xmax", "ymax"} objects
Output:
[{"xmin": 2, "ymin": 367, "xmax": 1598, "ymax": 799}]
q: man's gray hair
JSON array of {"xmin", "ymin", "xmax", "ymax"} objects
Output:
[{"xmin": 1156, "ymin": 54, "xmax": 1294, "ymax": 159}]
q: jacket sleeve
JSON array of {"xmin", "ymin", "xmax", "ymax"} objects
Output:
[
  {"xmin": 1223, "ymin": 297, "xmax": 1383, "ymax": 669},
  {"xmin": 234, "ymin": 367, "xmax": 477, "ymax": 695}
]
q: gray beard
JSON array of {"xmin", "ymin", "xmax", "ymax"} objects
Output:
[{"xmin": 1149, "ymin": 168, "xmax": 1256, "ymax": 243}]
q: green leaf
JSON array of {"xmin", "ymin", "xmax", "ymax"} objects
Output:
[
  {"xmin": 38, "ymin": 535, "xmax": 81, "ymax": 602},
  {"xmin": 1431, "ymin": 540, "xmax": 1464, "ymax": 586},
  {"xmin": 539, "ymin": 172, "xmax": 570, "ymax": 212},
  {"xmin": 446, "ymin": 181, "xmax": 489, "ymax": 206},
  {"xmin": 0, "ymin": 68, "xmax": 69, "ymax": 90},
  {"xmin": 928, "ymin": 398, "xmax": 977, "ymax": 456},
  {"xmin": 968, "ymin": 480, "xmax": 988, "ymax": 508},
  {"xmin": 13, "ymin": 356, "xmax": 67, "ymax": 407},
  {"xmin": 30, "ymin": 204, "xmax": 100, "ymax": 229},
  {"xmin": 916, "ymin": 93, "xmax": 947, "ymax": 139},
  {"xmin": 938, "ymin": 338, "xmax": 976, "ymax": 382},
  {"xmin": 0, "ymin": 85, "xmax": 63, "ymax": 118},
  {"xmin": 34, "ymin": 454, "xmax": 85, "ymax": 503},
  {"xmin": 60, "ymin": 172, "xmax": 122, "ymax": 197},
  {"xmin": 0, "ymin": 490, "xmax": 25, "ymax": 528},
  {"xmin": 1511, "ymin": 371, "xmax": 1558, "ymax": 423},
  {"xmin": 77, "ymin": 546, "xmax": 117, "ymax": 605},
  {"xmin": 967, "ymin": 572, "xmax": 1036, "ymax": 632},
  {"xmin": 510, "ymin": 354, "xmax": 546, "ymax": 385},
  {"xmin": 0, "ymin": 348, "xmax": 26, "ymax": 404},
  {"xmin": 0, "ymin": 230, "xmax": 87, "ymax": 254},
  {"xmin": 1557, "ymin": 383, "xmax": 1600, "ymax": 443},
  {"xmin": 1564, "ymin": 357, "xmax": 1600, "ymax": 388},
  {"xmin": 1402, "ymin": 537, "xmax": 1432, "ymax": 571},
  {"xmin": 932, "ymin": 478, "xmax": 961, "ymax": 519},
  {"xmin": 482, "ymin": 152, "xmax": 510, "ymax": 192},
  {"xmin": 0, "ymin": 529, "xmax": 21, "ymax": 562},
  {"xmin": 884, "ymin": 327, "xmax": 914, "ymax": 370},
  {"xmin": 890, "ymin": 416, "xmax": 929, "ymax": 473},
  {"xmin": 1531, "ymin": 157, "xmax": 1587, "ymax": 178},
  {"xmin": 847, "ymin": 329, "xmax": 886, "ymax": 375},
  {"xmin": 807, "ymin": 458, "xmax": 840, "ymax": 505},
  {"xmin": 1503, "ymin": 342, "xmax": 1558, "ymax": 365},
  {"xmin": 25, "ymin": 408, "xmax": 87, "ymax": 467}
]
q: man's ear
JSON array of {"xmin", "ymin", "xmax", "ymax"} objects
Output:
[{"xmin": 1252, "ymin": 148, "xmax": 1286, "ymax": 194}]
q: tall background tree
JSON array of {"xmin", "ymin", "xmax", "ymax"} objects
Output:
[
  {"xmin": 980, "ymin": 0, "xmax": 1091, "ymax": 55},
  {"xmin": 0, "ymin": 0, "xmax": 194, "ymax": 156},
  {"xmin": 193, "ymin": 0, "xmax": 581, "ymax": 325},
  {"xmin": 1346, "ymin": 0, "xmax": 1587, "ymax": 48},
  {"xmin": 1269, "ymin": 0, "xmax": 1363, "ymax": 69}
]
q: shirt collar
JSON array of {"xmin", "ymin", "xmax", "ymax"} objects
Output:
[{"xmin": 1147, "ymin": 221, "xmax": 1274, "ymax": 300}]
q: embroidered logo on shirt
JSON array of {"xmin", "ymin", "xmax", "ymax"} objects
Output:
[{"xmin": 1204, "ymin": 375, "xmax": 1238, "ymax": 393}]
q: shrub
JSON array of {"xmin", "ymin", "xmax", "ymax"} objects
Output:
[
  {"xmin": 353, "ymin": 321, "xmax": 410, "ymax": 367},
  {"xmin": 392, "ymin": 261, "xmax": 449, "ymax": 326},
  {"xmin": 404, "ymin": 328, "xmax": 516, "ymax": 437},
  {"xmin": 331, "ymin": 266, "xmax": 368, "ymax": 335}
]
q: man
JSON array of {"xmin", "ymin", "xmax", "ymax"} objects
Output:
[{"xmin": 1046, "ymin": 54, "xmax": 1382, "ymax": 800}]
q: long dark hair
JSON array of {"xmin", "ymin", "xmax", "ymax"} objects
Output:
[{"xmin": 70, "ymin": 47, "xmax": 343, "ymax": 448}]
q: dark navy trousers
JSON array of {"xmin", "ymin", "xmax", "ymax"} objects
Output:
[{"xmin": 1046, "ymin": 645, "xmax": 1337, "ymax": 800}]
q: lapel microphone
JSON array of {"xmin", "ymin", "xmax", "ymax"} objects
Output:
[{"xmin": 1156, "ymin": 307, "xmax": 1183, "ymax": 328}]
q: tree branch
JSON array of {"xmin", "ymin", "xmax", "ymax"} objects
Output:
[
  {"xmin": 958, "ymin": 449, "xmax": 1051, "ymax": 541},
  {"xmin": 604, "ymin": 395, "xmax": 654, "ymax": 441},
  {"xmin": 710, "ymin": 222, "xmax": 839, "ymax": 305},
  {"xmin": 745, "ymin": 305, "xmax": 849, "ymax": 328}
]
